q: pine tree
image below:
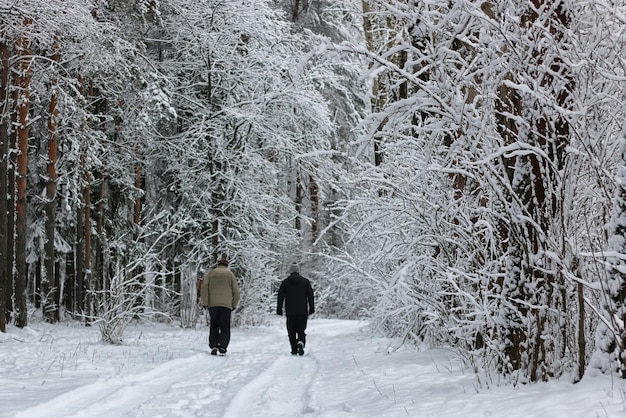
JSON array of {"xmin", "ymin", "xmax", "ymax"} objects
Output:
[
  {"xmin": 43, "ymin": 33, "xmax": 61, "ymax": 323},
  {"xmin": 14, "ymin": 17, "xmax": 33, "ymax": 328},
  {"xmin": 0, "ymin": 35, "xmax": 9, "ymax": 332}
]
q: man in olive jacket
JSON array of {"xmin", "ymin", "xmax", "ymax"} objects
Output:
[
  {"xmin": 201, "ymin": 257, "xmax": 240, "ymax": 355},
  {"xmin": 277, "ymin": 263, "xmax": 315, "ymax": 355}
]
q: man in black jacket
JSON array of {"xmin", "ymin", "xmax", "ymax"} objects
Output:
[{"xmin": 276, "ymin": 262, "xmax": 315, "ymax": 355}]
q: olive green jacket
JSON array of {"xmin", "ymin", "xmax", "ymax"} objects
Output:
[{"xmin": 200, "ymin": 266, "xmax": 240, "ymax": 309}]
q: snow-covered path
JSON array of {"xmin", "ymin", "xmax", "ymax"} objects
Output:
[
  {"xmin": 6, "ymin": 323, "xmax": 293, "ymax": 418},
  {"xmin": 1, "ymin": 318, "xmax": 624, "ymax": 417}
]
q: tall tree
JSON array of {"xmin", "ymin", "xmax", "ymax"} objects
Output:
[
  {"xmin": 14, "ymin": 17, "xmax": 33, "ymax": 328},
  {"xmin": 6, "ymin": 44, "xmax": 17, "ymax": 326},
  {"xmin": 0, "ymin": 35, "xmax": 9, "ymax": 332},
  {"xmin": 491, "ymin": 0, "xmax": 575, "ymax": 381},
  {"xmin": 43, "ymin": 33, "xmax": 60, "ymax": 322}
]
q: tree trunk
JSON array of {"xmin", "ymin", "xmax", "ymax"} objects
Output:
[
  {"xmin": 361, "ymin": 0, "xmax": 386, "ymax": 169},
  {"xmin": 6, "ymin": 57, "xmax": 17, "ymax": 325},
  {"xmin": 83, "ymin": 79, "xmax": 95, "ymax": 324},
  {"xmin": 55, "ymin": 259, "xmax": 61, "ymax": 317},
  {"xmin": 76, "ymin": 201, "xmax": 85, "ymax": 313},
  {"xmin": 577, "ymin": 280, "xmax": 585, "ymax": 381},
  {"xmin": 529, "ymin": 0, "xmax": 572, "ymax": 381},
  {"xmin": 74, "ymin": 75, "xmax": 86, "ymax": 319},
  {"xmin": 497, "ymin": 0, "xmax": 573, "ymax": 381},
  {"xmin": 75, "ymin": 161, "xmax": 85, "ymax": 317},
  {"xmin": 309, "ymin": 174, "xmax": 319, "ymax": 240},
  {"xmin": 43, "ymin": 33, "xmax": 60, "ymax": 322},
  {"xmin": 133, "ymin": 146, "xmax": 143, "ymax": 228},
  {"xmin": 598, "ymin": 135, "xmax": 626, "ymax": 379},
  {"xmin": 84, "ymin": 166, "xmax": 92, "ymax": 322},
  {"xmin": 209, "ymin": 139, "xmax": 221, "ymax": 263},
  {"xmin": 65, "ymin": 251, "xmax": 75, "ymax": 316},
  {"xmin": 0, "ymin": 36, "xmax": 9, "ymax": 332},
  {"xmin": 295, "ymin": 164, "xmax": 302, "ymax": 232},
  {"xmin": 34, "ymin": 257, "xmax": 41, "ymax": 307},
  {"xmin": 95, "ymin": 171, "xmax": 105, "ymax": 294},
  {"xmin": 132, "ymin": 134, "xmax": 145, "ymax": 311},
  {"xmin": 0, "ymin": 36, "xmax": 10, "ymax": 332},
  {"xmin": 14, "ymin": 18, "xmax": 33, "ymax": 328}
]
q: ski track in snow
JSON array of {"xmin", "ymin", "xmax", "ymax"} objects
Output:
[
  {"xmin": 223, "ymin": 352, "xmax": 318, "ymax": 417},
  {"xmin": 8, "ymin": 321, "xmax": 330, "ymax": 418},
  {"xmin": 12, "ymin": 325, "xmax": 292, "ymax": 418},
  {"xmin": 14, "ymin": 353, "xmax": 213, "ymax": 418}
]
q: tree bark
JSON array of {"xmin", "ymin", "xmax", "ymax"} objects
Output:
[
  {"xmin": 0, "ymin": 36, "xmax": 9, "ymax": 332},
  {"xmin": 309, "ymin": 174, "xmax": 319, "ymax": 240},
  {"xmin": 84, "ymin": 163, "xmax": 92, "ymax": 322},
  {"xmin": 6, "ymin": 54, "xmax": 17, "ymax": 325},
  {"xmin": 497, "ymin": 0, "xmax": 573, "ymax": 381},
  {"xmin": 74, "ymin": 75, "xmax": 86, "ymax": 319},
  {"xmin": 64, "ymin": 251, "xmax": 75, "ymax": 316},
  {"xmin": 43, "ymin": 33, "xmax": 60, "ymax": 322},
  {"xmin": 15, "ymin": 18, "xmax": 33, "ymax": 328},
  {"xmin": 95, "ymin": 171, "xmax": 105, "ymax": 294},
  {"xmin": 295, "ymin": 164, "xmax": 302, "ymax": 231},
  {"xmin": 577, "ymin": 280, "xmax": 585, "ymax": 381},
  {"xmin": 75, "ymin": 156, "xmax": 85, "ymax": 317},
  {"xmin": 133, "ymin": 146, "xmax": 143, "ymax": 228},
  {"xmin": 83, "ymin": 79, "xmax": 95, "ymax": 323},
  {"xmin": 361, "ymin": 0, "xmax": 386, "ymax": 168}
]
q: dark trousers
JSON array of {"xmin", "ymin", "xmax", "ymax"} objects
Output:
[
  {"xmin": 286, "ymin": 315, "xmax": 308, "ymax": 353},
  {"xmin": 208, "ymin": 307, "xmax": 232, "ymax": 351}
]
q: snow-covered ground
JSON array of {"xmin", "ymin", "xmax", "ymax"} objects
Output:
[{"xmin": 0, "ymin": 317, "xmax": 624, "ymax": 417}]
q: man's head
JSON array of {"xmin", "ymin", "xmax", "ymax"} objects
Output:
[
  {"xmin": 289, "ymin": 262, "xmax": 299, "ymax": 273},
  {"xmin": 217, "ymin": 257, "xmax": 229, "ymax": 267}
]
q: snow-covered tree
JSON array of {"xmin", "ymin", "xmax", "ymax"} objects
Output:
[
  {"xmin": 595, "ymin": 135, "xmax": 626, "ymax": 378},
  {"xmin": 140, "ymin": 0, "xmax": 348, "ymax": 325},
  {"xmin": 340, "ymin": 0, "xmax": 626, "ymax": 383}
]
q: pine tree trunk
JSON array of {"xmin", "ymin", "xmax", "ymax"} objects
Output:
[
  {"xmin": 83, "ymin": 79, "xmax": 94, "ymax": 323},
  {"xmin": 74, "ymin": 76, "xmax": 86, "ymax": 318},
  {"xmin": 133, "ymin": 146, "xmax": 144, "ymax": 310},
  {"xmin": 6, "ymin": 63, "xmax": 17, "ymax": 324},
  {"xmin": 95, "ymin": 172, "xmax": 105, "ymax": 294},
  {"xmin": 76, "ymin": 188, "xmax": 84, "ymax": 316},
  {"xmin": 14, "ymin": 18, "xmax": 33, "ymax": 328},
  {"xmin": 0, "ymin": 36, "xmax": 9, "ymax": 332},
  {"xmin": 83, "ymin": 168, "xmax": 92, "ymax": 322},
  {"xmin": 91, "ymin": 76, "xmax": 110, "ymax": 299},
  {"xmin": 43, "ymin": 33, "xmax": 60, "ymax": 322}
]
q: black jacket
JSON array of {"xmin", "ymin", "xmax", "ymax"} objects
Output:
[{"xmin": 277, "ymin": 273, "xmax": 315, "ymax": 316}]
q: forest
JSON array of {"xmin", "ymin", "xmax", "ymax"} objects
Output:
[{"xmin": 1, "ymin": 0, "xmax": 625, "ymax": 385}]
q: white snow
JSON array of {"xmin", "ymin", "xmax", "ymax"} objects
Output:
[{"xmin": 1, "ymin": 318, "xmax": 624, "ymax": 418}]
